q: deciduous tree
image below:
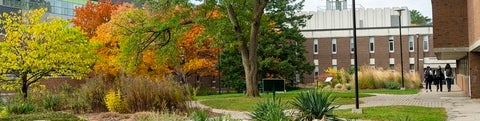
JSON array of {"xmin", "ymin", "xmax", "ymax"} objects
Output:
[
  {"xmin": 0, "ymin": 9, "xmax": 97, "ymax": 100},
  {"xmin": 177, "ymin": 24, "xmax": 219, "ymax": 83},
  {"xmin": 92, "ymin": 3, "xmax": 173, "ymax": 81},
  {"xmin": 72, "ymin": 0, "xmax": 119, "ymax": 38},
  {"xmin": 202, "ymin": 0, "xmax": 310, "ymax": 97}
]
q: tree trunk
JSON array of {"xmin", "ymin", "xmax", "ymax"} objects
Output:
[
  {"xmin": 240, "ymin": 45, "xmax": 260, "ymax": 97},
  {"xmin": 226, "ymin": 0, "xmax": 268, "ymax": 97},
  {"xmin": 21, "ymin": 74, "xmax": 28, "ymax": 101}
]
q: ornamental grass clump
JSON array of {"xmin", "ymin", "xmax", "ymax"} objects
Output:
[
  {"xmin": 355, "ymin": 66, "xmax": 422, "ymax": 89},
  {"xmin": 250, "ymin": 99, "xmax": 290, "ymax": 121},
  {"xmin": 290, "ymin": 90, "xmax": 338, "ymax": 121}
]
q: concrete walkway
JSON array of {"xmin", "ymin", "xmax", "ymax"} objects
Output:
[{"xmin": 190, "ymin": 85, "xmax": 480, "ymax": 121}]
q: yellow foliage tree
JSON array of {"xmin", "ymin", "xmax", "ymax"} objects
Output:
[{"xmin": 0, "ymin": 9, "xmax": 97, "ymax": 100}]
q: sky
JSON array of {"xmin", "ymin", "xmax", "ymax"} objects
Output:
[{"xmin": 303, "ymin": 0, "xmax": 432, "ymax": 18}]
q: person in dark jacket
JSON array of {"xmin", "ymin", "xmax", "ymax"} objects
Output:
[
  {"xmin": 434, "ymin": 65, "xmax": 445, "ymax": 92},
  {"xmin": 424, "ymin": 66, "xmax": 434, "ymax": 92},
  {"xmin": 445, "ymin": 64, "xmax": 454, "ymax": 92}
]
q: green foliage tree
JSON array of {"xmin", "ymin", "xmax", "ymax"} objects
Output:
[
  {"xmin": 0, "ymin": 9, "xmax": 97, "ymax": 100},
  {"xmin": 215, "ymin": 0, "xmax": 312, "ymax": 95},
  {"xmin": 110, "ymin": 1, "xmax": 193, "ymax": 72},
  {"xmin": 410, "ymin": 9, "xmax": 431, "ymax": 26}
]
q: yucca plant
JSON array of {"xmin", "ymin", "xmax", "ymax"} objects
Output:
[
  {"xmin": 291, "ymin": 90, "xmax": 339, "ymax": 121},
  {"xmin": 250, "ymin": 99, "xmax": 290, "ymax": 121}
]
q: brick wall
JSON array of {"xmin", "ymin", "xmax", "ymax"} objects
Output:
[
  {"xmin": 432, "ymin": 0, "xmax": 469, "ymax": 48},
  {"xmin": 468, "ymin": 0, "xmax": 480, "ymax": 45},
  {"xmin": 303, "ymin": 34, "xmax": 435, "ymax": 83},
  {"xmin": 469, "ymin": 52, "xmax": 480, "ymax": 98},
  {"xmin": 40, "ymin": 77, "xmax": 86, "ymax": 90}
]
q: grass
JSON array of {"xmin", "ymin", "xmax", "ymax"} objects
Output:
[
  {"xmin": 334, "ymin": 105, "xmax": 447, "ymax": 121},
  {"xmin": 198, "ymin": 90, "xmax": 373, "ymax": 111}
]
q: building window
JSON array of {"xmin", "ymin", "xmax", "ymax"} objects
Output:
[
  {"xmin": 332, "ymin": 38, "xmax": 337, "ymax": 54},
  {"xmin": 423, "ymin": 35, "xmax": 429, "ymax": 52},
  {"xmin": 369, "ymin": 37, "xmax": 375, "ymax": 53},
  {"xmin": 314, "ymin": 39, "xmax": 318, "ymax": 54},
  {"xmin": 350, "ymin": 59, "xmax": 354, "ymax": 66},
  {"xmin": 332, "ymin": 59, "xmax": 337, "ymax": 70},
  {"xmin": 350, "ymin": 38, "xmax": 354, "ymax": 53},
  {"xmin": 390, "ymin": 64, "xmax": 395, "ymax": 70},
  {"xmin": 409, "ymin": 35, "xmax": 414, "ymax": 52},
  {"xmin": 389, "ymin": 36, "xmax": 394, "ymax": 52},
  {"xmin": 389, "ymin": 58, "xmax": 395, "ymax": 70},
  {"xmin": 410, "ymin": 64, "xmax": 415, "ymax": 71},
  {"xmin": 314, "ymin": 59, "xmax": 319, "ymax": 66},
  {"xmin": 314, "ymin": 66, "xmax": 319, "ymax": 77},
  {"xmin": 370, "ymin": 58, "xmax": 375, "ymax": 67}
]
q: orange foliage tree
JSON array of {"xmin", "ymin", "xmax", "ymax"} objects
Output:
[
  {"xmin": 92, "ymin": 3, "xmax": 173, "ymax": 81},
  {"xmin": 72, "ymin": 0, "xmax": 119, "ymax": 38},
  {"xmin": 177, "ymin": 24, "xmax": 219, "ymax": 83}
]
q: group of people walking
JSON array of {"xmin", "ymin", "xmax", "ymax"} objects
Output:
[{"xmin": 424, "ymin": 64, "xmax": 454, "ymax": 92}]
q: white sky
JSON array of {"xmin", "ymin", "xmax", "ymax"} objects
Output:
[{"xmin": 303, "ymin": 0, "xmax": 432, "ymax": 18}]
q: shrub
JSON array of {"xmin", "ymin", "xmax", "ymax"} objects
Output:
[
  {"xmin": 104, "ymin": 90, "xmax": 128, "ymax": 113},
  {"xmin": 40, "ymin": 92, "xmax": 61, "ymax": 111},
  {"xmin": 355, "ymin": 66, "xmax": 422, "ymax": 89},
  {"xmin": 290, "ymin": 90, "xmax": 338, "ymax": 121},
  {"xmin": 385, "ymin": 81, "xmax": 400, "ymax": 89},
  {"xmin": 0, "ymin": 107, "xmax": 8, "ymax": 117},
  {"xmin": 345, "ymin": 83, "xmax": 352, "ymax": 90},
  {"xmin": 121, "ymin": 76, "xmax": 191, "ymax": 112},
  {"xmin": 5, "ymin": 101, "xmax": 36, "ymax": 114},
  {"xmin": 67, "ymin": 89, "xmax": 90, "ymax": 113},
  {"xmin": 0, "ymin": 112, "xmax": 83, "ymax": 121},
  {"xmin": 190, "ymin": 109, "xmax": 210, "ymax": 121},
  {"xmin": 80, "ymin": 77, "xmax": 107, "ymax": 112},
  {"xmin": 250, "ymin": 99, "xmax": 290, "ymax": 121}
]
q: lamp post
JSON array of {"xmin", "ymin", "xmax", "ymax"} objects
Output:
[
  {"xmin": 416, "ymin": 33, "xmax": 420, "ymax": 75},
  {"xmin": 395, "ymin": 8, "xmax": 406, "ymax": 90},
  {"xmin": 352, "ymin": 0, "xmax": 362, "ymax": 114}
]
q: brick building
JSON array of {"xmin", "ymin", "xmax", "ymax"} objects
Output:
[
  {"xmin": 299, "ymin": 5, "xmax": 455, "ymax": 83},
  {"xmin": 432, "ymin": 0, "xmax": 480, "ymax": 98}
]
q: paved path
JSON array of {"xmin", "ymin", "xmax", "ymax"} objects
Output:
[{"xmin": 190, "ymin": 85, "xmax": 480, "ymax": 121}]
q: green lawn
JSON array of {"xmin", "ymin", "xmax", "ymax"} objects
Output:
[
  {"xmin": 198, "ymin": 90, "xmax": 373, "ymax": 111},
  {"xmin": 334, "ymin": 105, "xmax": 447, "ymax": 121}
]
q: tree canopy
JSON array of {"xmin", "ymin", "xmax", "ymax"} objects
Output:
[
  {"xmin": 72, "ymin": 0, "xmax": 119, "ymax": 38},
  {"xmin": 0, "ymin": 9, "xmax": 98, "ymax": 99},
  {"xmin": 410, "ymin": 9, "xmax": 431, "ymax": 26}
]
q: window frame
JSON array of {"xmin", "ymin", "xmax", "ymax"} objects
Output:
[
  {"xmin": 314, "ymin": 39, "xmax": 318, "ymax": 54},
  {"xmin": 350, "ymin": 38, "xmax": 354, "ymax": 53},
  {"xmin": 409, "ymin": 35, "xmax": 414, "ymax": 52},
  {"xmin": 332, "ymin": 38, "xmax": 337, "ymax": 54},
  {"xmin": 389, "ymin": 36, "xmax": 394, "ymax": 53},
  {"xmin": 423, "ymin": 35, "xmax": 429, "ymax": 52},
  {"xmin": 369, "ymin": 37, "xmax": 375, "ymax": 53}
]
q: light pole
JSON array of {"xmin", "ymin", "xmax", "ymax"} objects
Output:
[
  {"xmin": 395, "ymin": 8, "xmax": 406, "ymax": 90},
  {"xmin": 416, "ymin": 33, "xmax": 420, "ymax": 75},
  {"xmin": 352, "ymin": 0, "xmax": 362, "ymax": 114}
]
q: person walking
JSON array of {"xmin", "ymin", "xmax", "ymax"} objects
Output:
[
  {"xmin": 424, "ymin": 66, "xmax": 434, "ymax": 92},
  {"xmin": 445, "ymin": 64, "xmax": 454, "ymax": 92},
  {"xmin": 434, "ymin": 65, "xmax": 444, "ymax": 92}
]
